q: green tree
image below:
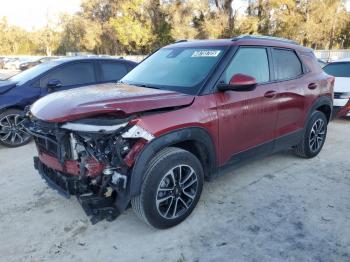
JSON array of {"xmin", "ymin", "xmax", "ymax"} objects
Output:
[
  {"xmin": 58, "ymin": 14, "xmax": 102, "ymax": 54},
  {"xmin": 110, "ymin": 0, "xmax": 153, "ymax": 54},
  {"xmin": 0, "ymin": 17, "xmax": 36, "ymax": 55},
  {"xmin": 34, "ymin": 22, "xmax": 61, "ymax": 56},
  {"xmin": 147, "ymin": 0, "xmax": 173, "ymax": 50}
]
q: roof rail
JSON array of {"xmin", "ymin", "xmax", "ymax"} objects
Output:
[
  {"xmin": 174, "ymin": 39, "xmax": 188, "ymax": 43},
  {"xmin": 232, "ymin": 35, "xmax": 298, "ymax": 45}
]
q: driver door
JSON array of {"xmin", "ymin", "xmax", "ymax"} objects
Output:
[{"xmin": 215, "ymin": 47, "xmax": 279, "ymax": 164}]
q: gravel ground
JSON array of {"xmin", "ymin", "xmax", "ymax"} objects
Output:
[{"xmin": 0, "ymin": 118, "xmax": 349, "ymax": 262}]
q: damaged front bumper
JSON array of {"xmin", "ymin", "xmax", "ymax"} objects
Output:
[
  {"xmin": 26, "ymin": 116, "xmax": 154, "ymax": 224},
  {"xmin": 34, "ymin": 154, "xmax": 129, "ymax": 224}
]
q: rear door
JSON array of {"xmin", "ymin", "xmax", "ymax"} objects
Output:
[
  {"xmin": 98, "ymin": 61, "xmax": 129, "ymax": 83},
  {"xmin": 39, "ymin": 61, "xmax": 97, "ymax": 96},
  {"xmin": 271, "ymin": 48, "xmax": 307, "ymax": 140},
  {"xmin": 215, "ymin": 46, "xmax": 279, "ymax": 164}
]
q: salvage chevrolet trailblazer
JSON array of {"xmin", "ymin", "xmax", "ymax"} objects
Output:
[{"xmin": 26, "ymin": 35, "xmax": 334, "ymax": 229}]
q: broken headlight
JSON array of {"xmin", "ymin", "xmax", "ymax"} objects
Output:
[{"xmin": 61, "ymin": 122, "xmax": 128, "ymax": 133}]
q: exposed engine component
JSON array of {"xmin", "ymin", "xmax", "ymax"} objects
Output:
[
  {"xmin": 103, "ymin": 167, "xmax": 128, "ymax": 189},
  {"xmin": 26, "ymin": 116, "xmax": 153, "ymax": 224}
]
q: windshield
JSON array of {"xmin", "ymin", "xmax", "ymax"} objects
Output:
[
  {"xmin": 6, "ymin": 62, "xmax": 58, "ymax": 84},
  {"xmin": 323, "ymin": 62, "xmax": 350, "ymax": 77},
  {"xmin": 6, "ymin": 62, "xmax": 57, "ymax": 85},
  {"xmin": 121, "ymin": 46, "xmax": 227, "ymax": 94}
]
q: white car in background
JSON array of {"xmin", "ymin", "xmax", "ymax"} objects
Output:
[
  {"xmin": 323, "ymin": 58, "xmax": 350, "ymax": 117},
  {"xmin": 4, "ymin": 57, "xmax": 33, "ymax": 70}
]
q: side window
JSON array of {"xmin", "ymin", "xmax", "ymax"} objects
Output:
[
  {"xmin": 40, "ymin": 62, "xmax": 95, "ymax": 87},
  {"xmin": 323, "ymin": 62, "xmax": 350, "ymax": 77},
  {"xmin": 100, "ymin": 62, "xmax": 128, "ymax": 82},
  {"xmin": 224, "ymin": 47, "xmax": 270, "ymax": 84},
  {"xmin": 273, "ymin": 48, "xmax": 303, "ymax": 80}
]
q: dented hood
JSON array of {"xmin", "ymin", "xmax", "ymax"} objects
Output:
[{"xmin": 30, "ymin": 83, "xmax": 195, "ymax": 122}]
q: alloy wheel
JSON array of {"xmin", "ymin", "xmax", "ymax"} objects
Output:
[
  {"xmin": 309, "ymin": 118, "xmax": 326, "ymax": 152},
  {"xmin": 156, "ymin": 165, "xmax": 198, "ymax": 219},
  {"xmin": 0, "ymin": 113, "xmax": 31, "ymax": 146}
]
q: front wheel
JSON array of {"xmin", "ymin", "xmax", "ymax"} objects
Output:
[
  {"xmin": 132, "ymin": 147, "xmax": 204, "ymax": 229},
  {"xmin": 294, "ymin": 111, "xmax": 328, "ymax": 158},
  {"xmin": 0, "ymin": 109, "xmax": 32, "ymax": 147}
]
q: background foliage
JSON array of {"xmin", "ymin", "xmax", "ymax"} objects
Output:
[{"xmin": 1, "ymin": 0, "xmax": 350, "ymax": 55}]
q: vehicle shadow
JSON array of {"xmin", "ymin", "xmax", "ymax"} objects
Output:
[{"xmin": 0, "ymin": 140, "xmax": 34, "ymax": 151}]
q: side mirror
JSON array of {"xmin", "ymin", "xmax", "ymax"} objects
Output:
[
  {"xmin": 218, "ymin": 73, "xmax": 257, "ymax": 92},
  {"xmin": 47, "ymin": 79, "xmax": 62, "ymax": 89}
]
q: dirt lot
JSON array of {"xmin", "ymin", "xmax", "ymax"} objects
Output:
[{"xmin": 0, "ymin": 119, "xmax": 349, "ymax": 262}]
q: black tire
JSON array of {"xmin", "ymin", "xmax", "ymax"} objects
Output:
[
  {"xmin": 132, "ymin": 147, "xmax": 204, "ymax": 229},
  {"xmin": 294, "ymin": 111, "xmax": 328, "ymax": 158},
  {"xmin": 0, "ymin": 109, "xmax": 32, "ymax": 148}
]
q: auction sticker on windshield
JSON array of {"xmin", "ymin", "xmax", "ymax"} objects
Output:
[{"xmin": 191, "ymin": 50, "xmax": 221, "ymax": 57}]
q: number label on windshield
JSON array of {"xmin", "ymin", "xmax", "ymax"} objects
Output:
[{"xmin": 191, "ymin": 50, "xmax": 221, "ymax": 58}]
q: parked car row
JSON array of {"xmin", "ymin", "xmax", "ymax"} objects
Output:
[{"xmin": 0, "ymin": 56, "xmax": 58, "ymax": 70}]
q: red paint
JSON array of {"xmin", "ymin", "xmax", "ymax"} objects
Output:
[
  {"xmin": 124, "ymin": 140, "xmax": 147, "ymax": 167},
  {"xmin": 38, "ymin": 152, "xmax": 104, "ymax": 177},
  {"xmin": 229, "ymin": 73, "xmax": 257, "ymax": 86},
  {"xmin": 336, "ymin": 101, "xmax": 350, "ymax": 117},
  {"xmin": 30, "ymin": 83, "xmax": 194, "ymax": 123},
  {"xmin": 39, "ymin": 153, "xmax": 80, "ymax": 176},
  {"xmin": 85, "ymin": 158, "xmax": 105, "ymax": 177},
  {"xmin": 33, "ymin": 37, "xmax": 334, "ymax": 174}
]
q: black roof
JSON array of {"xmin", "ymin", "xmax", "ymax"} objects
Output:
[{"xmin": 232, "ymin": 35, "xmax": 299, "ymax": 45}]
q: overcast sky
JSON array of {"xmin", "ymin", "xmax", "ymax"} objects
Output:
[
  {"xmin": 0, "ymin": 0, "xmax": 350, "ymax": 31},
  {"xmin": 0, "ymin": 0, "xmax": 81, "ymax": 30}
]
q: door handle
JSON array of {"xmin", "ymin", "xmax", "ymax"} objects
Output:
[
  {"xmin": 264, "ymin": 90, "xmax": 277, "ymax": 98},
  {"xmin": 308, "ymin": 83, "xmax": 318, "ymax": 90}
]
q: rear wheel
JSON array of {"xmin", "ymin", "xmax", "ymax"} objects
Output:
[
  {"xmin": 0, "ymin": 109, "xmax": 32, "ymax": 148},
  {"xmin": 294, "ymin": 111, "xmax": 327, "ymax": 158},
  {"xmin": 132, "ymin": 147, "xmax": 204, "ymax": 229}
]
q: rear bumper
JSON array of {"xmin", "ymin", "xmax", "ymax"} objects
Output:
[
  {"xmin": 333, "ymin": 98, "xmax": 348, "ymax": 107},
  {"xmin": 333, "ymin": 100, "xmax": 350, "ymax": 118}
]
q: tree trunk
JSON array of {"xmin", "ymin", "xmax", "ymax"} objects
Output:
[{"xmin": 257, "ymin": 0, "xmax": 263, "ymax": 33}]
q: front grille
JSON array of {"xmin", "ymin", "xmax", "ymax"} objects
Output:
[
  {"xmin": 35, "ymin": 136, "xmax": 59, "ymax": 156},
  {"xmin": 34, "ymin": 157, "xmax": 89, "ymax": 197},
  {"xmin": 28, "ymin": 119, "xmax": 72, "ymax": 159}
]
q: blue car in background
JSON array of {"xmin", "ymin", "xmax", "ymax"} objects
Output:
[{"xmin": 0, "ymin": 57, "xmax": 137, "ymax": 147}]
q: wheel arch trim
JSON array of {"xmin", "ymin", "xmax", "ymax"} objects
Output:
[
  {"xmin": 306, "ymin": 95, "xmax": 333, "ymax": 124},
  {"xmin": 129, "ymin": 126, "xmax": 217, "ymax": 197}
]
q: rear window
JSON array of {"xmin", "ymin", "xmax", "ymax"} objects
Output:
[
  {"xmin": 273, "ymin": 49, "xmax": 303, "ymax": 80},
  {"xmin": 323, "ymin": 62, "xmax": 350, "ymax": 77},
  {"xmin": 101, "ymin": 62, "xmax": 128, "ymax": 81}
]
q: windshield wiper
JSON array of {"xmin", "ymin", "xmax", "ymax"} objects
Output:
[
  {"xmin": 117, "ymin": 80, "xmax": 127, "ymax": 84},
  {"xmin": 132, "ymin": 83, "xmax": 159, "ymax": 89},
  {"xmin": 117, "ymin": 80, "xmax": 159, "ymax": 90}
]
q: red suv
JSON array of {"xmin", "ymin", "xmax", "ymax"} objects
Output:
[{"xmin": 26, "ymin": 36, "xmax": 334, "ymax": 229}]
